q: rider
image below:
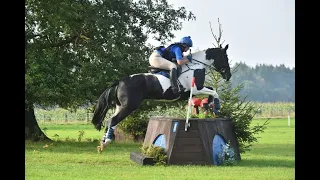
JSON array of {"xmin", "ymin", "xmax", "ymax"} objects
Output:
[{"xmin": 149, "ymin": 36, "xmax": 193, "ymax": 94}]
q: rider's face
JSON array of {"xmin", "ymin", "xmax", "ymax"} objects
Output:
[{"xmin": 183, "ymin": 46, "xmax": 190, "ymax": 52}]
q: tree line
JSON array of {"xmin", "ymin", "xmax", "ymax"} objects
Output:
[{"xmin": 230, "ymin": 62, "xmax": 295, "ymax": 102}]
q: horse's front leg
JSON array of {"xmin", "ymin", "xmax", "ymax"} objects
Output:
[{"xmin": 192, "ymin": 87, "xmax": 221, "ymax": 114}]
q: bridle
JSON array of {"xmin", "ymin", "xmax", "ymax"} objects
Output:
[
  {"xmin": 180, "ymin": 48, "xmax": 228, "ymax": 76},
  {"xmin": 180, "ymin": 57, "xmax": 218, "ymax": 76}
]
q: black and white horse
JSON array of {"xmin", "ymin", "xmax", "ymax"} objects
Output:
[{"xmin": 92, "ymin": 44, "xmax": 231, "ymax": 152}]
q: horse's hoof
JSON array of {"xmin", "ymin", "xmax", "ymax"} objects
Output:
[
  {"xmin": 100, "ymin": 142, "xmax": 105, "ymax": 151},
  {"xmin": 97, "ymin": 139, "xmax": 111, "ymax": 153},
  {"xmin": 97, "ymin": 146, "xmax": 102, "ymax": 154},
  {"xmin": 97, "ymin": 142, "xmax": 105, "ymax": 153}
]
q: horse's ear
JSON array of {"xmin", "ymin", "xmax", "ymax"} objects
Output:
[
  {"xmin": 219, "ymin": 44, "xmax": 222, "ymax": 48},
  {"xmin": 225, "ymin": 44, "xmax": 229, "ymax": 51}
]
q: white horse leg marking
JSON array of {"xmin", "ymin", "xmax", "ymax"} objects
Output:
[
  {"xmin": 102, "ymin": 105, "xmax": 120, "ymax": 144},
  {"xmin": 192, "ymin": 87, "xmax": 219, "ymax": 99}
]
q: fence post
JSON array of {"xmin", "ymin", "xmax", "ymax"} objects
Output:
[
  {"xmin": 287, "ymin": 110, "xmax": 291, "ymax": 127},
  {"xmin": 65, "ymin": 113, "xmax": 68, "ymax": 123}
]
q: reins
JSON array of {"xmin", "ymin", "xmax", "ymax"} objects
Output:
[{"xmin": 180, "ymin": 48, "xmax": 217, "ymax": 75}]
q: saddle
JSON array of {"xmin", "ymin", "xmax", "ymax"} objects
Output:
[{"xmin": 148, "ymin": 66, "xmax": 182, "ymax": 78}]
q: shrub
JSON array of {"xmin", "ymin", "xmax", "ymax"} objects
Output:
[
  {"xmin": 141, "ymin": 144, "xmax": 168, "ymax": 165},
  {"xmin": 117, "ymin": 100, "xmax": 159, "ymax": 141}
]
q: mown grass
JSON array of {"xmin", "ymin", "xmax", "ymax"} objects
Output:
[{"xmin": 26, "ymin": 118, "xmax": 295, "ymax": 180}]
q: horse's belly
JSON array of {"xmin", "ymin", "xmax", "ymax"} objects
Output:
[{"xmin": 145, "ymin": 73, "xmax": 171, "ymax": 93}]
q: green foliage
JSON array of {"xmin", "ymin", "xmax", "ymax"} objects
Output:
[
  {"xmin": 53, "ymin": 134, "xmax": 59, "ymax": 141},
  {"xmin": 149, "ymin": 101, "xmax": 188, "ymax": 118},
  {"xmin": 191, "ymin": 112, "xmax": 209, "ymax": 119},
  {"xmin": 116, "ymin": 100, "xmax": 190, "ymax": 142},
  {"xmin": 25, "ymin": 0, "xmax": 195, "ymax": 109},
  {"xmin": 230, "ymin": 63, "xmax": 295, "ymax": 102},
  {"xmin": 117, "ymin": 112, "xmax": 149, "ymax": 141},
  {"xmin": 117, "ymin": 100, "xmax": 161, "ymax": 141},
  {"xmin": 218, "ymin": 142, "xmax": 236, "ymax": 166},
  {"xmin": 34, "ymin": 107, "xmax": 91, "ymax": 121},
  {"xmin": 141, "ymin": 144, "xmax": 168, "ymax": 165},
  {"xmin": 206, "ymin": 68, "xmax": 270, "ymax": 153},
  {"xmin": 78, "ymin": 130, "xmax": 85, "ymax": 142},
  {"xmin": 25, "ymin": 0, "xmax": 196, "ymax": 140}
]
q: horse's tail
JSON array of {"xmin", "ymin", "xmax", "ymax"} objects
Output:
[{"xmin": 92, "ymin": 82, "xmax": 119, "ymax": 131}]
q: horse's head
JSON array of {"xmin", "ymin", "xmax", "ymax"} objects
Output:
[{"xmin": 205, "ymin": 44, "xmax": 231, "ymax": 81}]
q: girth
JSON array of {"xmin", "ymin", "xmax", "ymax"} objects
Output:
[{"xmin": 148, "ymin": 66, "xmax": 182, "ymax": 77}]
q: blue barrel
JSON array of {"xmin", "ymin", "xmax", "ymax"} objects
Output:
[
  {"xmin": 153, "ymin": 134, "xmax": 166, "ymax": 149},
  {"xmin": 212, "ymin": 134, "xmax": 226, "ymax": 165}
]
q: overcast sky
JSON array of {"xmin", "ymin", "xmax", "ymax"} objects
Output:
[{"xmin": 147, "ymin": 0, "xmax": 295, "ymax": 68}]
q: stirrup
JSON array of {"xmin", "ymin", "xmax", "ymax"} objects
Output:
[
  {"xmin": 172, "ymin": 87, "xmax": 179, "ymax": 94},
  {"xmin": 178, "ymin": 85, "xmax": 185, "ymax": 92}
]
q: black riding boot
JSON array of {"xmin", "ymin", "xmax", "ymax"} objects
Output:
[{"xmin": 170, "ymin": 68, "xmax": 179, "ymax": 94}]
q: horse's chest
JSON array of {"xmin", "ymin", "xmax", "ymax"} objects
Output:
[
  {"xmin": 179, "ymin": 69, "xmax": 206, "ymax": 90},
  {"xmin": 193, "ymin": 69, "xmax": 206, "ymax": 90}
]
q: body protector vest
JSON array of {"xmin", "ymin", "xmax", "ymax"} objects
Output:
[{"xmin": 154, "ymin": 43, "xmax": 185, "ymax": 62}]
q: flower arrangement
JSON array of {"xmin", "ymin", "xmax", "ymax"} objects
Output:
[{"xmin": 218, "ymin": 142, "xmax": 236, "ymax": 166}]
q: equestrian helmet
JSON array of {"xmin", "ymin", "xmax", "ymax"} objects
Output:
[{"xmin": 180, "ymin": 36, "xmax": 193, "ymax": 47}]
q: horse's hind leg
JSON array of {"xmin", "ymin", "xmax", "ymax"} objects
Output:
[{"xmin": 98, "ymin": 94, "xmax": 143, "ymax": 153}]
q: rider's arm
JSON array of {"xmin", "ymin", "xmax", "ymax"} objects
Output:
[{"xmin": 172, "ymin": 46, "xmax": 190, "ymax": 65}]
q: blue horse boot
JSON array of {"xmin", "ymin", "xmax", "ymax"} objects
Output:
[
  {"xmin": 212, "ymin": 108, "xmax": 220, "ymax": 116},
  {"xmin": 98, "ymin": 126, "xmax": 115, "ymax": 153},
  {"xmin": 213, "ymin": 98, "xmax": 221, "ymax": 109}
]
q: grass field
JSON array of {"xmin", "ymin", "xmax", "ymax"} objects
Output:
[{"xmin": 25, "ymin": 118, "xmax": 295, "ymax": 180}]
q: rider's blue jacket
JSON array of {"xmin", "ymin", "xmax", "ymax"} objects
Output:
[{"xmin": 156, "ymin": 43, "xmax": 185, "ymax": 62}]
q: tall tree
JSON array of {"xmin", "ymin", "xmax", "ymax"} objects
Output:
[
  {"xmin": 206, "ymin": 19, "xmax": 269, "ymax": 153},
  {"xmin": 25, "ymin": 0, "xmax": 195, "ymax": 141}
]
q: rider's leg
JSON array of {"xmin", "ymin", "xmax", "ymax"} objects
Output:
[
  {"xmin": 149, "ymin": 51, "xmax": 181, "ymax": 94},
  {"xmin": 169, "ymin": 68, "xmax": 180, "ymax": 94},
  {"xmin": 149, "ymin": 51, "xmax": 177, "ymax": 70}
]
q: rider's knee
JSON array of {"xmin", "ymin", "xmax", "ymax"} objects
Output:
[
  {"xmin": 169, "ymin": 63, "xmax": 177, "ymax": 70},
  {"xmin": 148, "ymin": 51, "xmax": 158, "ymax": 64}
]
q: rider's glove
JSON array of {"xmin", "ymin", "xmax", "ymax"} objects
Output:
[{"xmin": 186, "ymin": 55, "xmax": 192, "ymax": 62}]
